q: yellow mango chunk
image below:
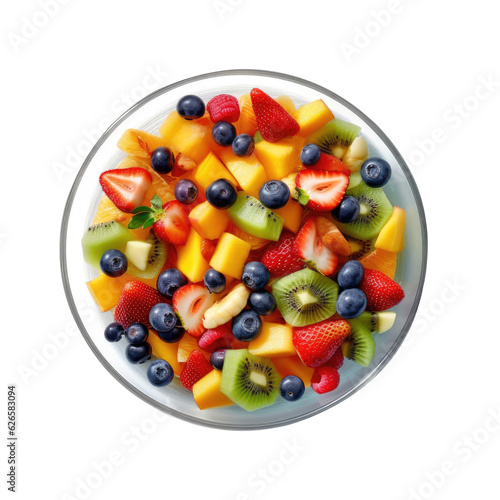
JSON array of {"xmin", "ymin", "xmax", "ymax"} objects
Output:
[
  {"xmin": 209, "ymin": 233, "xmax": 251, "ymax": 279},
  {"xmin": 375, "ymin": 206, "xmax": 406, "ymax": 253},
  {"xmin": 193, "ymin": 370, "xmax": 234, "ymax": 410},
  {"xmin": 273, "ymin": 200, "xmax": 303, "ymax": 233},
  {"xmin": 254, "ymin": 136, "xmax": 305, "ymax": 180},
  {"xmin": 148, "ymin": 331, "xmax": 184, "ymax": 376},
  {"xmin": 192, "ymin": 152, "xmax": 237, "ymax": 192},
  {"xmin": 219, "ymin": 150, "xmax": 268, "ymax": 199},
  {"xmin": 248, "ymin": 323, "xmax": 296, "ymax": 358},
  {"xmin": 292, "ymin": 100, "xmax": 335, "ymax": 138},
  {"xmin": 176, "ymin": 228, "xmax": 210, "ymax": 283},
  {"xmin": 188, "ymin": 201, "xmax": 230, "ymax": 240},
  {"xmin": 275, "ymin": 95, "xmax": 296, "ymax": 115},
  {"xmin": 272, "ymin": 356, "xmax": 315, "ymax": 388}
]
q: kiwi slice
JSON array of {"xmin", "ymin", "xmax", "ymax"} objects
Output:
[
  {"xmin": 341, "ymin": 323, "xmax": 375, "ymax": 367},
  {"xmin": 254, "ymin": 131, "xmax": 263, "ymax": 144},
  {"xmin": 227, "ymin": 192, "xmax": 284, "ymax": 242},
  {"xmin": 307, "ymin": 118, "xmax": 361, "ymax": 158},
  {"xmin": 351, "ymin": 311, "xmax": 396, "ymax": 334},
  {"xmin": 272, "ymin": 268, "xmax": 338, "ymax": 327},
  {"xmin": 335, "ymin": 176, "xmax": 393, "ymax": 240},
  {"xmin": 220, "ymin": 349, "xmax": 279, "ymax": 412},
  {"xmin": 81, "ymin": 221, "xmax": 133, "ymax": 269},
  {"xmin": 346, "ymin": 236, "xmax": 374, "ymax": 260},
  {"xmin": 127, "ymin": 232, "xmax": 167, "ymax": 279}
]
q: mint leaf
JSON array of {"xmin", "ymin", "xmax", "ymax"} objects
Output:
[
  {"xmin": 128, "ymin": 212, "xmax": 154, "ymax": 229},
  {"xmin": 150, "ymin": 194, "xmax": 163, "ymax": 211},
  {"xmin": 142, "ymin": 217, "xmax": 156, "ymax": 229},
  {"xmin": 131, "ymin": 206, "xmax": 154, "ymax": 214}
]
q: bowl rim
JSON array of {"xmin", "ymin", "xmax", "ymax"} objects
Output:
[{"xmin": 60, "ymin": 69, "xmax": 428, "ymax": 430}]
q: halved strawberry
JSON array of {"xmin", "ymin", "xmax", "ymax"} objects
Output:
[
  {"xmin": 295, "ymin": 169, "xmax": 349, "ymax": 212},
  {"xmin": 153, "ymin": 200, "xmax": 190, "ymax": 246},
  {"xmin": 99, "ymin": 167, "xmax": 152, "ymax": 213},
  {"xmin": 321, "ymin": 346, "xmax": 344, "ymax": 371},
  {"xmin": 261, "ymin": 231, "xmax": 305, "ymax": 277},
  {"xmin": 308, "ymin": 153, "xmax": 351, "ymax": 176},
  {"xmin": 294, "ymin": 217, "xmax": 338, "ymax": 275},
  {"xmin": 200, "ymin": 239, "xmax": 216, "ymax": 263},
  {"xmin": 180, "ymin": 349, "xmax": 212, "ymax": 391},
  {"xmin": 172, "ymin": 284, "xmax": 216, "ymax": 338}
]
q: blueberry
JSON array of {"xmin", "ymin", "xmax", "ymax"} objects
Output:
[
  {"xmin": 212, "ymin": 121, "xmax": 237, "ymax": 147},
  {"xmin": 232, "ymin": 309, "xmax": 263, "ymax": 342},
  {"xmin": 100, "ymin": 249, "xmax": 128, "ymax": 277},
  {"xmin": 210, "ymin": 349, "xmax": 226, "ymax": 371},
  {"xmin": 248, "ymin": 290, "xmax": 277, "ymax": 316},
  {"xmin": 241, "ymin": 262, "xmax": 270, "ymax": 290},
  {"xmin": 147, "ymin": 359, "xmax": 174, "ymax": 386},
  {"xmin": 149, "ymin": 303, "xmax": 177, "ymax": 332},
  {"xmin": 360, "ymin": 157, "xmax": 392, "ymax": 188},
  {"xmin": 232, "ymin": 134, "xmax": 255, "ymax": 157},
  {"xmin": 279, "ymin": 375, "xmax": 305, "ymax": 402},
  {"xmin": 157, "ymin": 268, "xmax": 187, "ymax": 299},
  {"xmin": 124, "ymin": 323, "xmax": 149, "ymax": 345},
  {"xmin": 151, "ymin": 147, "xmax": 175, "ymax": 174},
  {"xmin": 175, "ymin": 179, "xmax": 198, "ymax": 205},
  {"xmin": 125, "ymin": 342, "xmax": 152, "ymax": 364},
  {"xmin": 258, "ymin": 180, "xmax": 290, "ymax": 209},
  {"xmin": 204, "ymin": 268, "xmax": 226, "ymax": 294},
  {"xmin": 300, "ymin": 144, "xmax": 321, "ymax": 166},
  {"xmin": 158, "ymin": 325, "xmax": 185, "ymax": 343},
  {"xmin": 332, "ymin": 195, "xmax": 360, "ymax": 223},
  {"xmin": 104, "ymin": 322, "xmax": 124, "ymax": 342},
  {"xmin": 206, "ymin": 179, "xmax": 237, "ymax": 209},
  {"xmin": 337, "ymin": 260, "xmax": 364, "ymax": 289},
  {"xmin": 177, "ymin": 95, "xmax": 205, "ymax": 120},
  {"xmin": 335, "ymin": 289, "xmax": 367, "ymax": 319}
]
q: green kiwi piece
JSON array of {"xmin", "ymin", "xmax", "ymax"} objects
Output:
[
  {"xmin": 350, "ymin": 311, "xmax": 397, "ymax": 334},
  {"xmin": 126, "ymin": 232, "xmax": 167, "ymax": 280},
  {"xmin": 307, "ymin": 118, "xmax": 361, "ymax": 158},
  {"xmin": 254, "ymin": 131, "xmax": 263, "ymax": 144},
  {"xmin": 341, "ymin": 323, "xmax": 376, "ymax": 367},
  {"xmin": 81, "ymin": 221, "xmax": 133, "ymax": 269},
  {"xmin": 346, "ymin": 236, "xmax": 374, "ymax": 260},
  {"xmin": 272, "ymin": 268, "xmax": 338, "ymax": 327},
  {"xmin": 335, "ymin": 178, "xmax": 393, "ymax": 240},
  {"xmin": 227, "ymin": 192, "xmax": 284, "ymax": 241},
  {"xmin": 220, "ymin": 349, "xmax": 280, "ymax": 412}
]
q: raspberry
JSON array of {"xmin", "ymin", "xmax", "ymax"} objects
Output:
[
  {"xmin": 311, "ymin": 366, "xmax": 340, "ymax": 394},
  {"xmin": 207, "ymin": 94, "xmax": 240, "ymax": 123}
]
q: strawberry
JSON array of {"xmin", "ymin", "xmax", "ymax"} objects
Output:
[
  {"xmin": 321, "ymin": 346, "xmax": 344, "ymax": 370},
  {"xmin": 359, "ymin": 269, "xmax": 405, "ymax": 311},
  {"xmin": 180, "ymin": 349, "xmax": 212, "ymax": 391},
  {"xmin": 207, "ymin": 94, "xmax": 240, "ymax": 123},
  {"xmin": 308, "ymin": 153, "xmax": 351, "ymax": 176},
  {"xmin": 114, "ymin": 281, "xmax": 166, "ymax": 329},
  {"xmin": 250, "ymin": 88, "xmax": 300, "ymax": 143},
  {"xmin": 292, "ymin": 319, "xmax": 351, "ymax": 367},
  {"xmin": 201, "ymin": 239, "xmax": 216, "ymax": 263},
  {"xmin": 311, "ymin": 366, "xmax": 340, "ymax": 394},
  {"xmin": 294, "ymin": 217, "xmax": 338, "ymax": 275},
  {"xmin": 99, "ymin": 167, "xmax": 152, "ymax": 213},
  {"xmin": 197, "ymin": 322, "xmax": 233, "ymax": 352},
  {"xmin": 261, "ymin": 231, "xmax": 305, "ymax": 276},
  {"xmin": 295, "ymin": 169, "xmax": 349, "ymax": 212},
  {"xmin": 172, "ymin": 284, "xmax": 216, "ymax": 338}
]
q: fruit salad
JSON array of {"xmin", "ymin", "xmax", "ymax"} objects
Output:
[{"xmin": 82, "ymin": 88, "xmax": 406, "ymax": 412}]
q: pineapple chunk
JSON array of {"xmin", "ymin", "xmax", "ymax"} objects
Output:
[{"xmin": 125, "ymin": 241, "xmax": 152, "ymax": 271}]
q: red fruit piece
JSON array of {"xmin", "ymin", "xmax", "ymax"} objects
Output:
[
  {"xmin": 250, "ymin": 88, "xmax": 300, "ymax": 143},
  {"xmin": 295, "ymin": 169, "xmax": 349, "ymax": 212},
  {"xmin": 201, "ymin": 239, "xmax": 216, "ymax": 263},
  {"xmin": 153, "ymin": 200, "xmax": 190, "ymax": 246},
  {"xmin": 198, "ymin": 322, "xmax": 234, "ymax": 352},
  {"xmin": 294, "ymin": 217, "xmax": 338, "ymax": 275},
  {"xmin": 261, "ymin": 231, "xmax": 305, "ymax": 277},
  {"xmin": 180, "ymin": 349, "xmax": 212, "ymax": 391},
  {"xmin": 292, "ymin": 319, "xmax": 351, "ymax": 367},
  {"xmin": 172, "ymin": 284, "xmax": 216, "ymax": 338},
  {"xmin": 311, "ymin": 366, "xmax": 340, "ymax": 394},
  {"xmin": 359, "ymin": 269, "xmax": 405, "ymax": 311},
  {"xmin": 114, "ymin": 281, "xmax": 166, "ymax": 329},
  {"xmin": 322, "ymin": 346, "xmax": 344, "ymax": 371},
  {"xmin": 99, "ymin": 167, "xmax": 152, "ymax": 213},
  {"xmin": 309, "ymin": 153, "xmax": 351, "ymax": 176},
  {"xmin": 207, "ymin": 94, "xmax": 240, "ymax": 123}
]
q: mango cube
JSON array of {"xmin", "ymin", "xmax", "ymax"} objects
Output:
[
  {"xmin": 248, "ymin": 323, "xmax": 296, "ymax": 358},
  {"xmin": 176, "ymin": 228, "xmax": 210, "ymax": 283},
  {"xmin": 192, "ymin": 152, "xmax": 237, "ymax": 192},
  {"xmin": 209, "ymin": 232, "xmax": 251, "ymax": 279},
  {"xmin": 375, "ymin": 206, "xmax": 406, "ymax": 253},
  {"xmin": 254, "ymin": 136, "xmax": 305, "ymax": 180},
  {"xmin": 272, "ymin": 356, "xmax": 315, "ymax": 388},
  {"xmin": 274, "ymin": 200, "xmax": 303, "ymax": 233},
  {"xmin": 193, "ymin": 370, "xmax": 234, "ymax": 410},
  {"xmin": 292, "ymin": 99, "xmax": 335, "ymax": 138},
  {"xmin": 148, "ymin": 331, "xmax": 184, "ymax": 376},
  {"xmin": 188, "ymin": 201, "xmax": 230, "ymax": 240}
]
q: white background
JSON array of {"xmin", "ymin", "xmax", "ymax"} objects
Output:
[{"xmin": 3, "ymin": 0, "xmax": 500, "ymax": 499}]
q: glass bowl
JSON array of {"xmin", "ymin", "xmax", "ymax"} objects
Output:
[{"xmin": 60, "ymin": 70, "xmax": 427, "ymax": 430}]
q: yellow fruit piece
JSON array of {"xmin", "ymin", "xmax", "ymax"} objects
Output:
[
  {"xmin": 177, "ymin": 335, "xmax": 201, "ymax": 363},
  {"xmin": 176, "ymin": 228, "xmax": 210, "ymax": 283},
  {"xmin": 275, "ymin": 95, "xmax": 296, "ymax": 115},
  {"xmin": 272, "ymin": 356, "xmax": 314, "ymax": 388},
  {"xmin": 227, "ymin": 223, "xmax": 269, "ymax": 250},
  {"xmin": 188, "ymin": 201, "xmax": 230, "ymax": 240},
  {"xmin": 192, "ymin": 152, "xmax": 237, "ymax": 192},
  {"xmin": 219, "ymin": 150, "xmax": 268, "ymax": 199},
  {"xmin": 203, "ymin": 283, "xmax": 250, "ymax": 329},
  {"xmin": 117, "ymin": 129, "xmax": 169, "ymax": 157},
  {"xmin": 292, "ymin": 100, "xmax": 335, "ymax": 138},
  {"xmin": 193, "ymin": 370, "xmax": 234, "ymax": 410},
  {"xmin": 359, "ymin": 248, "xmax": 397, "ymax": 280},
  {"xmin": 273, "ymin": 200, "xmax": 303, "ymax": 234},
  {"xmin": 148, "ymin": 331, "xmax": 184, "ymax": 376},
  {"xmin": 236, "ymin": 94, "xmax": 258, "ymax": 136},
  {"xmin": 254, "ymin": 136, "xmax": 305, "ymax": 180},
  {"xmin": 248, "ymin": 323, "xmax": 296, "ymax": 358},
  {"xmin": 375, "ymin": 206, "xmax": 406, "ymax": 253},
  {"xmin": 159, "ymin": 111, "xmax": 212, "ymax": 163},
  {"xmin": 209, "ymin": 233, "xmax": 251, "ymax": 279}
]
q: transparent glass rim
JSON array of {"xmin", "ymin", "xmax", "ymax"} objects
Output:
[{"xmin": 60, "ymin": 69, "xmax": 428, "ymax": 430}]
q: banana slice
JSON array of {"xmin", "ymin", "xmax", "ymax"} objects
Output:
[
  {"xmin": 203, "ymin": 283, "xmax": 250, "ymax": 329},
  {"xmin": 342, "ymin": 137, "xmax": 369, "ymax": 172}
]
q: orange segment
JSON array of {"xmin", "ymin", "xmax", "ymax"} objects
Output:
[
  {"xmin": 359, "ymin": 248, "xmax": 397, "ymax": 279},
  {"xmin": 236, "ymin": 93, "xmax": 258, "ymax": 136},
  {"xmin": 117, "ymin": 129, "xmax": 170, "ymax": 157}
]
